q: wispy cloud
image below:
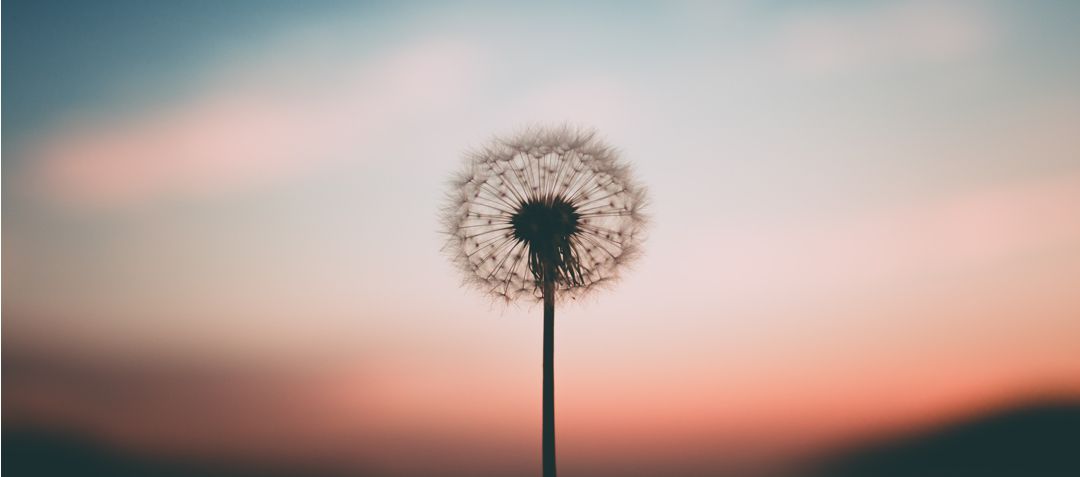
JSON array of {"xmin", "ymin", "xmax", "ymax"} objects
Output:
[
  {"xmin": 773, "ymin": 0, "xmax": 996, "ymax": 77},
  {"xmin": 27, "ymin": 37, "xmax": 484, "ymax": 209}
]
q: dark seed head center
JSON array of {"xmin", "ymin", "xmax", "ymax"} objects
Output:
[{"xmin": 511, "ymin": 198, "xmax": 580, "ymax": 247}]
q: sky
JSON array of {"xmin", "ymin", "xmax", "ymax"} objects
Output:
[{"xmin": 5, "ymin": 1, "xmax": 1080, "ymax": 475}]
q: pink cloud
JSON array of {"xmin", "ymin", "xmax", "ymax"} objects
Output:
[
  {"xmin": 670, "ymin": 173, "xmax": 1080, "ymax": 305},
  {"xmin": 27, "ymin": 40, "xmax": 483, "ymax": 209}
]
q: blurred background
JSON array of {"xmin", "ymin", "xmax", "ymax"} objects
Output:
[{"xmin": 4, "ymin": 1, "xmax": 1080, "ymax": 476}]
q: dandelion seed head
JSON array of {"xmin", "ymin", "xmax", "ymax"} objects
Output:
[{"xmin": 442, "ymin": 125, "xmax": 648, "ymax": 303}]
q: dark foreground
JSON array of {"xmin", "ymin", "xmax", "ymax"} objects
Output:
[{"xmin": 5, "ymin": 400, "xmax": 1079, "ymax": 477}]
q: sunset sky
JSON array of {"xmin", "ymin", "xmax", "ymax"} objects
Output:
[{"xmin": 5, "ymin": 1, "xmax": 1080, "ymax": 475}]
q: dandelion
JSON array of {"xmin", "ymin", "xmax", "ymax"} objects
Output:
[{"xmin": 442, "ymin": 125, "xmax": 648, "ymax": 477}]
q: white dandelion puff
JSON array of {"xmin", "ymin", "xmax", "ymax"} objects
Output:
[{"xmin": 442, "ymin": 125, "xmax": 649, "ymax": 303}]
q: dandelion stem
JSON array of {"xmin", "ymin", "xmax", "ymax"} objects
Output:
[{"xmin": 542, "ymin": 268, "xmax": 557, "ymax": 477}]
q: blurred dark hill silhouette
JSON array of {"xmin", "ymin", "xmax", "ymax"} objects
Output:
[
  {"xmin": 2, "ymin": 426, "xmax": 357, "ymax": 477},
  {"xmin": 5, "ymin": 399, "xmax": 1079, "ymax": 477},
  {"xmin": 806, "ymin": 399, "xmax": 1080, "ymax": 477}
]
